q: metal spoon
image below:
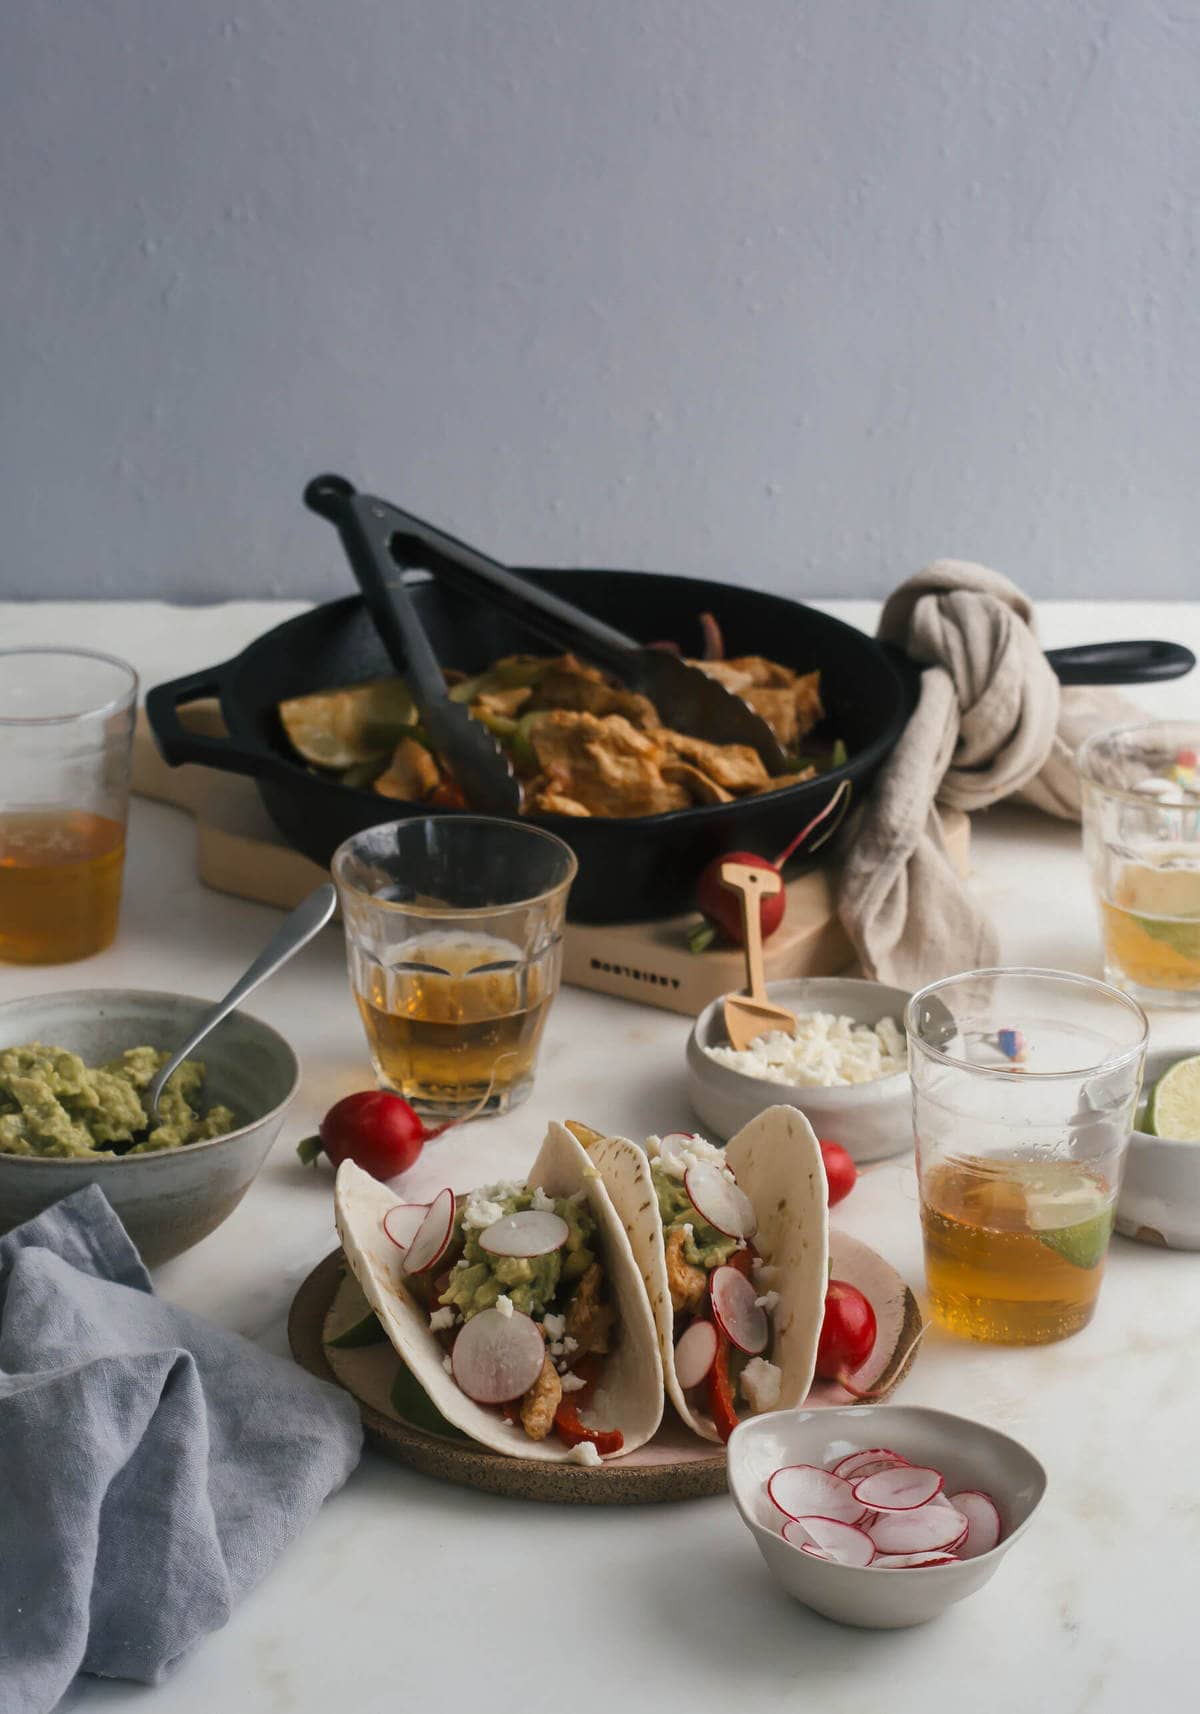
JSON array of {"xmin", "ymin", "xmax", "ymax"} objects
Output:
[{"xmin": 147, "ymin": 883, "xmax": 337, "ymax": 1118}]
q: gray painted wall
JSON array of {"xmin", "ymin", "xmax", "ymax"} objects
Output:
[{"xmin": 3, "ymin": 1, "xmax": 1198, "ymax": 603}]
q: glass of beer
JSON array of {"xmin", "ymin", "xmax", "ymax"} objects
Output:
[
  {"xmin": 907, "ymin": 969, "xmax": 1146, "ymax": 1346},
  {"xmin": 1078, "ymin": 720, "xmax": 1200, "ymax": 1007},
  {"xmin": 0, "ymin": 648, "xmax": 138, "ymax": 963},
  {"xmin": 333, "ymin": 816, "xmax": 577, "ymax": 1120}
]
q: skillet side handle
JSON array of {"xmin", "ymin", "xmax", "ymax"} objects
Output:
[
  {"xmin": 145, "ymin": 663, "xmax": 292, "ymax": 781},
  {"xmin": 1045, "ymin": 640, "xmax": 1196, "ymax": 686}
]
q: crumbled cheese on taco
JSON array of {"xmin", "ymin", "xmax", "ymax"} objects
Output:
[
  {"xmin": 542, "ymin": 1312, "xmax": 566, "ymax": 1340},
  {"xmin": 740, "ymin": 1357, "xmax": 782, "ymax": 1414},
  {"xmin": 494, "ymin": 1293, "xmax": 514, "ymax": 1320},
  {"xmin": 560, "ymin": 1371, "xmax": 587, "ymax": 1393},
  {"xmin": 428, "ymin": 1306, "xmax": 456, "ymax": 1332},
  {"xmin": 531, "ymin": 1186, "xmax": 556, "ymax": 1213},
  {"xmin": 755, "ymin": 1291, "xmax": 780, "ymax": 1314},
  {"xmin": 567, "ymin": 1441, "xmax": 603, "ymax": 1466}
]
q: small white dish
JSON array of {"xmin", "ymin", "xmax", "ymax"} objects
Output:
[
  {"xmin": 727, "ymin": 1404, "xmax": 1047, "ymax": 1630},
  {"xmin": 686, "ymin": 976, "xmax": 912, "ymax": 1161},
  {"xmin": 1116, "ymin": 1045, "xmax": 1200, "ymax": 1250}
]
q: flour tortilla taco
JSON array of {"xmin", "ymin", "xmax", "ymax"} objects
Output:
[
  {"xmin": 333, "ymin": 1121, "xmax": 663, "ymax": 1463},
  {"xmin": 587, "ymin": 1105, "xmax": 829, "ymax": 1442}
]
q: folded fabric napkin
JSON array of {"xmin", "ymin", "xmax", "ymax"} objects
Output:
[
  {"xmin": 0, "ymin": 1187, "xmax": 362, "ymax": 1714},
  {"xmin": 837, "ymin": 560, "xmax": 1141, "ymax": 986}
]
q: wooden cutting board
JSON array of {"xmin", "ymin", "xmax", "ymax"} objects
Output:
[{"xmin": 132, "ymin": 708, "xmax": 969, "ymax": 1016}]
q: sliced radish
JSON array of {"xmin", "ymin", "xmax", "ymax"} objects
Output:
[
  {"xmin": 873, "ymin": 1552, "xmax": 960, "ymax": 1569},
  {"xmin": 831, "ymin": 1448, "xmax": 910, "ymax": 1483},
  {"xmin": 781, "ymin": 1516, "xmax": 876, "ymax": 1567},
  {"xmin": 674, "ymin": 1318, "xmax": 719, "ymax": 1389},
  {"xmin": 853, "ymin": 1464, "xmax": 944, "ymax": 1512},
  {"xmin": 684, "ymin": 1162, "xmax": 757, "ymax": 1240},
  {"xmin": 768, "ymin": 1466, "xmax": 866, "ymax": 1525},
  {"xmin": 867, "ymin": 1504, "xmax": 967, "ymax": 1555},
  {"xmin": 710, "ymin": 1265, "xmax": 769, "ymax": 1355},
  {"xmin": 382, "ymin": 1202, "xmax": 428, "ymax": 1252},
  {"xmin": 948, "ymin": 1491, "xmax": 1002, "ymax": 1560},
  {"xmin": 478, "ymin": 1210, "xmax": 569, "ymax": 1259},
  {"xmin": 402, "ymin": 1187, "xmax": 456, "ymax": 1276},
  {"xmin": 450, "ymin": 1307, "xmax": 546, "ymax": 1404}
]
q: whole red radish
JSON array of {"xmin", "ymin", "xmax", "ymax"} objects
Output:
[
  {"xmin": 814, "ymin": 1279, "xmax": 877, "ymax": 1395},
  {"xmin": 687, "ymin": 782, "xmax": 851, "ymax": 953},
  {"xmin": 819, "ymin": 1139, "xmax": 857, "ymax": 1206},
  {"xmin": 297, "ymin": 1090, "xmax": 446, "ymax": 1180}
]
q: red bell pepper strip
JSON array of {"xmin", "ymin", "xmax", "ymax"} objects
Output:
[
  {"xmin": 707, "ymin": 1328, "xmax": 740, "ymax": 1443},
  {"xmin": 553, "ymin": 1355, "xmax": 624, "ymax": 1454}
]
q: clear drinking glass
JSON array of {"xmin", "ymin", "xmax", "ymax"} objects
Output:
[
  {"xmin": 1078, "ymin": 720, "xmax": 1200, "ymax": 1007},
  {"xmin": 332, "ymin": 815, "xmax": 578, "ymax": 1119},
  {"xmin": 906, "ymin": 968, "xmax": 1147, "ymax": 1345},
  {"xmin": 0, "ymin": 648, "xmax": 138, "ymax": 964}
]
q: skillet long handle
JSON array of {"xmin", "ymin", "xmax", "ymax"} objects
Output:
[
  {"xmin": 1045, "ymin": 639, "xmax": 1195, "ymax": 686},
  {"xmin": 330, "ymin": 487, "xmax": 643, "ymax": 673}
]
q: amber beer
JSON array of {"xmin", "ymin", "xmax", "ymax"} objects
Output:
[
  {"xmin": 354, "ymin": 933, "xmax": 552, "ymax": 1112},
  {"xmin": 0, "ymin": 810, "xmax": 126, "ymax": 963}
]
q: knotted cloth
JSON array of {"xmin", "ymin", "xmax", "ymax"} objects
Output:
[{"xmin": 837, "ymin": 560, "xmax": 1139, "ymax": 986}]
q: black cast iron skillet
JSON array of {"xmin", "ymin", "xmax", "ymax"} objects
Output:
[{"xmin": 147, "ymin": 574, "xmax": 1193, "ymax": 923}]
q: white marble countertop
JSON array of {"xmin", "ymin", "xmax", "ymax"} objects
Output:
[{"xmin": 5, "ymin": 598, "xmax": 1200, "ymax": 1713}]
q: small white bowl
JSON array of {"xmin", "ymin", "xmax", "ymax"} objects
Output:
[
  {"xmin": 686, "ymin": 976, "xmax": 912, "ymax": 1161},
  {"xmin": 727, "ymin": 1405, "xmax": 1047, "ymax": 1629},
  {"xmin": 1116, "ymin": 1045, "xmax": 1200, "ymax": 1250}
]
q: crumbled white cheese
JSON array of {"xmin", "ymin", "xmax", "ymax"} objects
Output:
[
  {"xmin": 705, "ymin": 1012, "xmax": 905, "ymax": 1087},
  {"xmin": 562, "ymin": 1335, "xmax": 578, "ymax": 1355},
  {"xmin": 530, "ymin": 1186, "xmax": 556, "ymax": 1213},
  {"xmin": 542, "ymin": 1312, "xmax": 566, "ymax": 1341},
  {"xmin": 494, "ymin": 1294, "xmax": 514, "ymax": 1320},
  {"xmin": 442, "ymin": 1355, "xmax": 454, "ymax": 1374},
  {"xmin": 752, "ymin": 1260, "xmax": 779, "ymax": 1288},
  {"xmin": 428, "ymin": 1306, "xmax": 456, "ymax": 1332},
  {"xmin": 755, "ymin": 1291, "xmax": 780, "ymax": 1315},
  {"xmin": 740, "ymin": 1357, "xmax": 783, "ymax": 1414},
  {"xmin": 559, "ymin": 1371, "xmax": 587, "ymax": 1393},
  {"xmin": 460, "ymin": 1189, "xmax": 508, "ymax": 1231},
  {"xmin": 566, "ymin": 1441, "xmax": 603, "ymax": 1467},
  {"xmin": 646, "ymin": 1132, "xmax": 730, "ymax": 1180}
]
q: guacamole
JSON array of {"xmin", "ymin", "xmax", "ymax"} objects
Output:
[
  {"xmin": 0, "ymin": 1042, "xmax": 236, "ymax": 1158},
  {"xmin": 439, "ymin": 1186, "xmax": 596, "ymax": 1322},
  {"xmin": 650, "ymin": 1162, "xmax": 739, "ymax": 1270}
]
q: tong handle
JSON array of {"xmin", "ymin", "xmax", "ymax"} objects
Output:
[
  {"xmin": 313, "ymin": 480, "xmax": 641, "ymax": 671},
  {"xmin": 304, "ymin": 476, "xmax": 455, "ymax": 711}
]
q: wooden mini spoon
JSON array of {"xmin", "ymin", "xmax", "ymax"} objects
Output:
[{"xmin": 719, "ymin": 861, "xmax": 798, "ymax": 1050}]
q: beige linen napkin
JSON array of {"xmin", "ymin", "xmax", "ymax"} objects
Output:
[{"xmin": 837, "ymin": 560, "xmax": 1139, "ymax": 986}]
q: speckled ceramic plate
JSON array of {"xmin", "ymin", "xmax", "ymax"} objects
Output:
[{"xmin": 288, "ymin": 1233, "xmax": 923, "ymax": 1505}]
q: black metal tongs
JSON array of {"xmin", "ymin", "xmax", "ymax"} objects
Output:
[
  {"xmin": 305, "ymin": 473, "xmax": 791, "ymax": 779},
  {"xmin": 304, "ymin": 475, "xmax": 522, "ymax": 814}
]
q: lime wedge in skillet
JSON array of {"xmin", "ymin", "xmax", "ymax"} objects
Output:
[{"xmin": 1146, "ymin": 1054, "xmax": 1200, "ymax": 1141}]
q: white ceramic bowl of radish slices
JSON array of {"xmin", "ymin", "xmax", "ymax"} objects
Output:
[{"xmin": 727, "ymin": 1405, "xmax": 1046, "ymax": 1629}]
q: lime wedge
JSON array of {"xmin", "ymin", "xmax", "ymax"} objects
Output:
[
  {"xmin": 1036, "ymin": 1207, "xmax": 1114, "ymax": 1270},
  {"xmin": 390, "ymin": 1363, "xmax": 470, "ymax": 1441},
  {"xmin": 1146, "ymin": 1054, "xmax": 1200, "ymax": 1141}
]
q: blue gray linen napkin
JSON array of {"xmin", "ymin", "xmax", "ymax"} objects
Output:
[{"xmin": 0, "ymin": 1186, "xmax": 362, "ymax": 1714}]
